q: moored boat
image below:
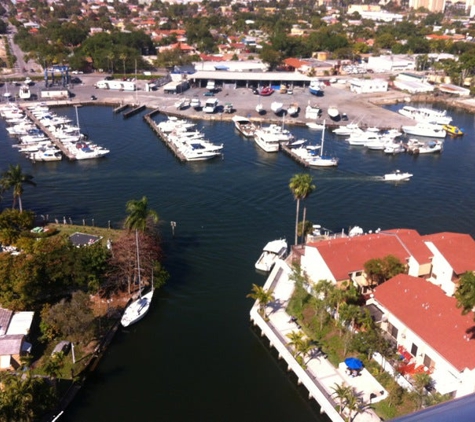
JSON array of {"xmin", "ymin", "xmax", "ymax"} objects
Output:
[
  {"xmin": 402, "ymin": 122, "xmax": 446, "ymax": 138},
  {"xmin": 398, "ymin": 105, "xmax": 452, "ymax": 125},
  {"xmin": 443, "ymin": 124, "xmax": 464, "ymax": 136},
  {"xmin": 232, "ymin": 115, "xmax": 256, "ymax": 138},
  {"xmin": 255, "ymin": 239, "xmax": 288, "ymax": 272}
]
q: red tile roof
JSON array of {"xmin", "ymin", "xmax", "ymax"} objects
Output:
[
  {"xmin": 374, "ymin": 274, "xmax": 475, "ymax": 371},
  {"xmin": 383, "ymin": 229, "xmax": 433, "ymax": 264},
  {"xmin": 283, "ymin": 58, "xmax": 308, "ymax": 69},
  {"xmin": 307, "ymin": 230, "xmax": 429, "ymax": 280},
  {"xmin": 423, "ymin": 232, "xmax": 475, "ymax": 275}
]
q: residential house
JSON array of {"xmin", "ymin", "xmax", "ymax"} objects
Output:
[
  {"xmin": 368, "ymin": 274, "xmax": 475, "ymax": 398},
  {"xmin": 423, "ymin": 232, "xmax": 475, "ymax": 296},
  {"xmin": 0, "ymin": 308, "xmax": 33, "ymax": 370},
  {"xmin": 300, "ymin": 229, "xmax": 433, "ymax": 294}
]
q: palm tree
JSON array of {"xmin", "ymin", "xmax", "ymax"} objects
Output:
[
  {"xmin": 247, "ymin": 283, "xmax": 274, "ymax": 317},
  {"xmin": 120, "ymin": 52, "xmax": 128, "ymax": 77},
  {"xmin": 286, "ymin": 330, "xmax": 304, "ymax": 356},
  {"xmin": 289, "ymin": 173, "xmax": 315, "ymax": 246},
  {"xmin": 107, "ymin": 51, "xmax": 115, "ymax": 74},
  {"xmin": 124, "ymin": 196, "xmax": 159, "ymax": 233},
  {"xmin": 331, "ymin": 382, "xmax": 352, "ymax": 416},
  {"xmin": 0, "ymin": 164, "xmax": 36, "ymax": 212}
]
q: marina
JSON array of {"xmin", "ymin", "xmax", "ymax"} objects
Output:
[{"xmin": 0, "ymin": 103, "xmax": 475, "ymax": 422}]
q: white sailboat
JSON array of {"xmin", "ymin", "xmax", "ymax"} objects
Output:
[
  {"xmin": 307, "ymin": 120, "xmax": 339, "ymax": 167},
  {"xmin": 121, "ymin": 231, "xmax": 154, "ymax": 328}
]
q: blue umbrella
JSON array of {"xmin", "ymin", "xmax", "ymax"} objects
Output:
[{"xmin": 345, "ymin": 357, "xmax": 363, "ymax": 370}]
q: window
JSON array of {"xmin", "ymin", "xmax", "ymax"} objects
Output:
[
  {"xmin": 387, "ymin": 322, "xmax": 398, "ymax": 339},
  {"xmin": 411, "ymin": 343, "xmax": 418, "ymax": 357},
  {"xmin": 423, "ymin": 354, "xmax": 434, "ymax": 369}
]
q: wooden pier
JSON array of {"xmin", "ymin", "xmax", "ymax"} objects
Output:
[
  {"xmin": 123, "ymin": 104, "xmax": 145, "ymax": 119},
  {"xmin": 23, "ymin": 108, "xmax": 77, "ymax": 161},
  {"xmin": 281, "ymin": 144, "xmax": 309, "ymax": 167},
  {"xmin": 113, "ymin": 104, "xmax": 129, "ymax": 114},
  {"xmin": 143, "ymin": 109, "xmax": 187, "ymax": 162}
]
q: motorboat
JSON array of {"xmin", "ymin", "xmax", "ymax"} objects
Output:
[
  {"xmin": 179, "ymin": 141, "xmax": 223, "ymax": 161},
  {"xmin": 328, "ymin": 106, "xmax": 340, "ymax": 121},
  {"xmin": 253, "ymin": 128, "xmax": 282, "ymax": 153},
  {"xmin": 306, "ymin": 123, "xmax": 324, "ymax": 130},
  {"xmin": 384, "ymin": 170, "xmax": 413, "ymax": 181},
  {"xmin": 333, "ymin": 123, "xmax": 362, "ymax": 136},
  {"xmin": 18, "ymin": 84, "xmax": 31, "ymax": 100},
  {"xmin": 384, "ymin": 143, "xmax": 406, "ymax": 154},
  {"xmin": 305, "ymin": 103, "xmax": 321, "ymax": 120},
  {"xmin": 121, "ymin": 230, "xmax": 154, "ymax": 328},
  {"xmin": 309, "ymin": 79, "xmax": 324, "ymax": 96},
  {"xmin": 255, "ymin": 239, "xmax": 288, "ymax": 272},
  {"xmin": 287, "ymin": 138, "xmax": 307, "ymax": 149},
  {"xmin": 271, "ymin": 101, "xmax": 283, "ymax": 114},
  {"xmin": 29, "ymin": 148, "xmax": 62, "ymax": 162},
  {"xmin": 256, "ymin": 103, "xmax": 264, "ymax": 114},
  {"xmin": 223, "ymin": 103, "xmax": 233, "ymax": 114},
  {"xmin": 203, "ymin": 98, "xmax": 218, "ymax": 113},
  {"xmin": 402, "ymin": 122, "xmax": 446, "ymax": 138},
  {"xmin": 346, "ymin": 130, "xmax": 380, "ymax": 146},
  {"xmin": 232, "ymin": 115, "xmax": 256, "ymax": 138},
  {"xmin": 398, "ymin": 105, "xmax": 452, "ymax": 125},
  {"xmin": 406, "ymin": 139, "xmax": 443, "ymax": 154},
  {"xmin": 443, "ymin": 124, "xmax": 464, "ymax": 136},
  {"xmin": 287, "ymin": 102, "xmax": 299, "ymax": 117},
  {"xmin": 71, "ymin": 142, "xmax": 110, "ymax": 160}
]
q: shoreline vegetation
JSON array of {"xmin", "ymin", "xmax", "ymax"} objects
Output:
[{"xmin": 0, "ymin": 188, "xmax": 167, "ymax": 421}]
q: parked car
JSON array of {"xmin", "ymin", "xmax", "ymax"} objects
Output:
[
  {"xmin": 90, "ymin": 95, "xmax": 97, "ymax": 101},
  {"xmin": 203, "ymin": 91, "xmax": 215, "ymax": 96}
]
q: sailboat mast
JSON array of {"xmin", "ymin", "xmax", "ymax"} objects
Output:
[
  {"xmin": 135, "ymin": 229, "xmax": 142, "ymax": 297},
  {"xmin": 320, "ymin": 119, "xmax": 326, "ymax": 157}
]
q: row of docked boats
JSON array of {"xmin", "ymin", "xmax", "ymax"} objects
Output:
[
  {"xmin": 0, "ymin": 103, "xmax": 110, "ymax": 161},
  {"xmin": 155, "ymin": 116, "xmax": 223, "ymax": 161},
  {"xmin": 333, "ymin": 123, "xmax": 444, "ymax": 155},
  {"xmin": 233, "ymin": 115, "xmax": 339, "ymax": 167}
]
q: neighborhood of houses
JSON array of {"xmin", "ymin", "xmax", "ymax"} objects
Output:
[{"xmin": 295, "ymin": 228, "xmax": 475, "ymax": 400}]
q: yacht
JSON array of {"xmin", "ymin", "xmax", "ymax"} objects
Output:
[
  {"xmin": 70, "ymin": 142, "xmax": 110, "ymax": 160},
  {"xmin": 402, "ymin": 122, "xmax": 446, "ymax": 138},
  {"xmin": 398, "ymin": 106, "xmax": 452, "ymax": 125},
  {"xmin": 333, "ymin": 123, "xmax": 362, "ymax": 136},
  {"xmin": 232, "ymin": 115, "xmax": 256, "ymax": 138},
  {"xmin": 254, "ymin": 128, "xmax": 281, "ymax": 153}
]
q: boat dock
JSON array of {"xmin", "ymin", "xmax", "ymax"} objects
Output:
[
  {"xmin": 143, "ymin": 109, "xmax": 187, "ymax": 162},
  {"xmin": 281, "ymin": 144, "xmax": 309, "ymax": 167},
  {"xmin": 250, "ymin": 260, "xmax": 384, "ymax": 422},
  {"xmin": 123, "ymin": 104, "xmax": 145, "ymax": 119},
  {"xmin": 23, "ymin": 108, "xmax": 77, "ymax": 161},
  {"xmin": 113, "ymin": 104, "xmax": 129, "ymax": 114}
]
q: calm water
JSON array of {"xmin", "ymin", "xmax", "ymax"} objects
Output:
[{"xmin": 1, "ymin": 104, "xmax": 475, "ymax": 422}]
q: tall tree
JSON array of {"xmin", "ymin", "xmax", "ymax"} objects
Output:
[
  {"xmin": 0, "ymin": 164, "xmax": 36, "ymax": 212},
  {"xmin": 289, "ymin": 173, "xmax": 315, "ymax": 246},
  {"xmin": 124, "ymin": 196, "xmax": 159, "ymax": 232}
]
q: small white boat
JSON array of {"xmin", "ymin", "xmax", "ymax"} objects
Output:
[
  {"xmin": 287, "ymin": 102, "xmax": 299, "ymax": 116},
  {"xmin": 306, "ymin": 123, "xmax": 324, "ymax": 131},
  {"xmin": 309, "ymin": 79, "xmax": 324, "ymax": 96},
  {"xmin": 271, "ymin": 101, "xmax": 283, "ymax": 114},
  {"xmin": 384, "ymin": 170, "xmax": 413, "ymax": 181},
  {"xmin": 29, "ymin": 149, "xmax": 62, "ymax": 162},
  {"xmin": 406, "ymin": 139, "xmax": 443, "ymax": 154},
  {"xmin": 255, "ymin": 239, "xmax": 288, "ymax": 272},
  {"xmin": 328, "ymin": 106, "xmax": 340, "ymax": 121},
  {"xmin": 333, "ymin": 123, "xmax": 361, "ymax": 136},
  {"xmin": 384, "ymin": 143, "xmax": 406, "ymax": 154}
]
